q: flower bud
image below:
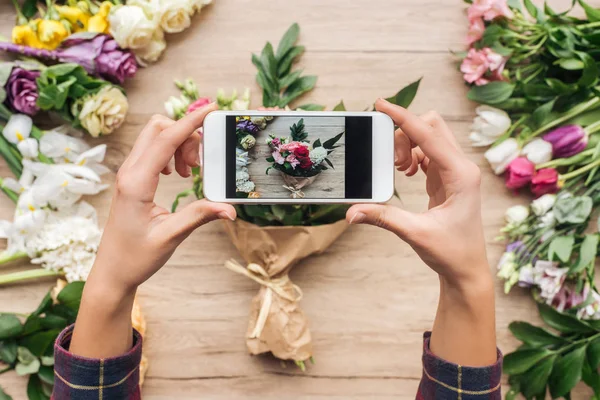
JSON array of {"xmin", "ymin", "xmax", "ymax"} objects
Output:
[
  {"xmin": 531, "ymin": 168, "xmax": 559, "ymax": 198},
  {"xmin": 521, "ymin": 138, "xmax": 553, "ymax": 165},
  {"xmin": 484, "ymin": 138, "xmax": 519, "ymax": 174},
  {"xmin": 531, "ymin": 194, "xmax": 556, "ymax": 216},
  {"xmin": 505, "ymin": 157, "xmax": 535, "ymax": 189},
  {"xmin": 543, "ymin": 125, "xmax": 588, "ymax": 158},
  {"xmin": 505, "ymin": 205, "xmax": 529, "ymax": 225}
]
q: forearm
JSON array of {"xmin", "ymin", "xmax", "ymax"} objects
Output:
[
  {"xmin": 69, "ymin": 273, "xmax": 136, "ymax": 358},
  {"xmin": 430, "ymin": 270, "xmax": 497, "ymax": 366}
]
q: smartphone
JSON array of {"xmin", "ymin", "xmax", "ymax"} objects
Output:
[{"xmin": 203, "ymin": 111, "xmax": 394, "ymax": 203}]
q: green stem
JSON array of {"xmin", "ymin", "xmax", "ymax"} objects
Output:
[
  {"xmin": 585, "ymin": 120, "xmax": 600, "ymax": 135},
  {"xmin": 537, "ymin": 149, "xmax": 595, "ymax": 169},
  {"xmin": 10, "ymin": 0, "xmax": 28, "ymax": 25},
  {"xmin": 560, "ymin": 159, "xmax": 600, "ymax": 181},
  {"xmin": 579, "ymin": 21, "xmax": 600, "ymax": 30},
  {"xmin": 0, "ymin": 269, "xmax": 61, "ymax": 285},
  {"xmin": 0, "ymin": 251, "xmax": 28, "ymax": 265},
  {"xmin": 530, "ymin": 98, "xmax": 600, "ymax": 138},
  {"xmin": 0, "ymin": 366, "xmax": 12, "ymax": 375}
]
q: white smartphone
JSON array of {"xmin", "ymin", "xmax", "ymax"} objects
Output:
[{"xmin": 203, "ymin": 111, "xmax": 395, "ymax": 203}]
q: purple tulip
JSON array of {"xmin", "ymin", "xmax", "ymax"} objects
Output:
[
  {"xmin": 236, "ymin": 119, "xmax": 260, "ymax": 135},
  {"xmin": 543, "ymin": 125, "xmax": 588, "ymax": 158},
  {"xmin": 0, "ymin": 33, "xmax": 137, "ymax": 84},
  {"xmin": 5, "ymin": 67, "xmax": 40, "ymax": 116}
]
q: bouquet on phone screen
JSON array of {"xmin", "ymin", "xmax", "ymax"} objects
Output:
[{"xmin": 265, "ymin": 118, "xmax": 344, "ymax": 198}]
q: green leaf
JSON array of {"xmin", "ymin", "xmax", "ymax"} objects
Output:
[
  {"xmin": 586, "ymin": 336, "xmax": 600, "ymax": 372},
  {"xmin": 0, "ymin": 387, "xmax": 12, "ymax": 400},
  {"xmin": 277, "ymin": 46, "xmax": 304, "ymax": 78},
  {"xmin": 555, "ymin": 58, "xmax": 585, "ymax": 71},
  {"xmin": 21, "ymin": 316, "xmax": 43, "ymax": 336},
  {"xmin": 583, "ymin": 358, "xmax": 600, "ymax": 395},
  {"xmin": 26, "ymin": 374, "xmax": 49, "ymax": 400},
  {"xmin": 280, "ymin": 76, "xmax": 317, "ymax": 107},
  {"xmin": 260, "ymin": 42, "xmax": 278, "ymax": 83},
  {"xmin": 0, "ymin": 340, "xmax": 17, "ymax": 364},
  {"xmin": 276, "ymin": 23, "xmax": 300, "ymax": 61},
  {"xmin": 538, "ymin": 303, "xmax": 595, "ymax": 334},
  {"xmin": 322, "ymin": 131, "xmax": 345, "ymax": 149},
  {"xmin": 313, "ymin": 139, "xmax": 322, "ymax": 148},
  {"xmin": 467, "ymin": 82, "xmax": 515, "ymax": 105},
  {"xmin": 524, "ymin": 0, "xmax": 539, "ymax": 18},
  {"xmin": 554, "ymin": 196, "xmax": 593, "ymax": 224},
  {"xmin": 519, "ymin": 353, "xmax": 557, "ymax": 398},
  {"xmin": 44, "ymin": 63, "xmax": 79, "ymax": 79},
  {"xmin": 571, "ymin": 234, "xmax": 599, "ymax": 274},
  {"xmin": 18, "ymin": 330, "xmax": 61, "ymax": 357},
  {"xmin": 504, "ymin": 348, "xmax": 555, "ymax": 375},
  {"xmin": 385, "ymin": 78, "xmax": 421, "ymax": 109},
  {"xmin": 22, "ymin": 0, "xmax": 38, "ymax": 18},
  {"xmin": 31, "ymin": 293, "xmax": 52, "ymax": 318},
  {"xmin": 15, "ymin": 347, "xmax": 40, "ymax": 376},
  {"xmin": 324, "ymin": 158, "xmax": 334, "ymax": 168},
  {"xmin": 40, "ymin": 356, "xmax": 54, "ymax": 367},
  {"xmin": 37, "ymin": 85, "xmax": 61, "ymax": 111},
  {"xmin": 509, "ymin": 321, "xmax": 567, "ymax": 347},
  {"xmin": 548, "ymin": 235, "xmax": 575, "ymax": 263},
  {"xmin": 40, "ymin": 314, "xmax": 68, "ymax": 330},
  {"xmin": 38, "ymin": 366, "xmax": 54, "ymax": 385},
  {"xmin": 0, "ymin": 314, "xmax": 22, "ymax": 340},
  {"xmin": 549, "ymin": 344, "xmax": 587, "ymax": 398},
  {"xmin": 531, "ymin": 99, "xmax": 557, "ymax": 130},
  {"xmin": 332, "ymin": 100, "xmax": 346, "ymax": 111},
  {"xmin": 57, "ymin": 281, "xmax": 85, "ymax": 311},
  {"xmin": 271, "ymin": 205, "xmax": 287, "ymax": 221},
  {"xmin": 296, "ymin": 103, "xmax": 325, "ymax": 111},
  {"xmin": 577, "ymin": 52, "xmax": 599, "ymax": 88},
  {"xmin": 507, "ymin": 0, "xmax": 521, "ymax": 9},
  {"xmin": 580, "ymin": 0, "xmax": 600, "ymax": 21}
]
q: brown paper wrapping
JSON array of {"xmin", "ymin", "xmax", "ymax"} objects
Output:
[
  {"xmin": 281, "ymin": 175, "xmax": 317, "ymax": 198},
  {"xmin": 222, "ymin": 218, "xmax": 348, "ymax": 361}
]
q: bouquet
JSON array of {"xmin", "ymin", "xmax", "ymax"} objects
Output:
[
  {"xmin": 1, "ymin": 61, "xmax": 129, "ymax": 137},
  {"xmin": 9, "ymin": 0, "xmax": 213, "ymax": 66},
  {"xmin": 264, "ymin": 118, "xmax": 344, "ymax": 198},
  {"xmin": 166, "ymin": 24, "xmax": 421, "ymax": 368},
  {"xmin": 460, "ymin": 0, "xmax": 600, "ymax": 397}
]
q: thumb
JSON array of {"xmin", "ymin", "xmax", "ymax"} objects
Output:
[
  {"xmin": 346, "ymin": 204, "xmax": 418, "ymax": 241},
  {"xmin": 162, "ymin": 200, "xmax": 236, "ymax": 240}
]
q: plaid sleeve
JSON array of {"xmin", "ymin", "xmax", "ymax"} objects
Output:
[
  {"xmin": 417, "ymin": 332, "xmax": 502, "ymax": 400},
  {"xmin": 52, "ymin": 324, "xmax": 142, "ymax": 400}
]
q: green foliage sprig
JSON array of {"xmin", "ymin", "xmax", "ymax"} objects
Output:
[{"xmin": 0, "ymin": 281, "xmax": 84, "ymax": 400}]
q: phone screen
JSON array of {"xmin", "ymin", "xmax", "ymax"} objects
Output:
[{"xmin": 225, "ymin": 115, "xmax": 373, "ymax": 200}]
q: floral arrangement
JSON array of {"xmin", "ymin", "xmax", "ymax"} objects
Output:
[
  {"xmin": 460, "ymin": 0, "xmax": 600, "ymax": 397},
  {"xmin": 166, "ymin": 24, "xmax": 421, "ymax": 369},
  {"xmin": 9, "ymin": 0, "xmax": 212, "ymax": 66}
]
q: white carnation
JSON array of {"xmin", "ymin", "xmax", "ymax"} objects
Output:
[
  {"xmin": 236, "ymin": 180, "xmax": 255, "ymax": 193},
  {"xmin": 236, "ymin": 167, "xmax": 250, "ymax": 183},
  {"xmin": 309, "ymin": 147, "xmax": 328, "ymax": 165}
]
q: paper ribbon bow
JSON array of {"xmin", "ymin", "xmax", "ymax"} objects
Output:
[
  {"xmin": 282, "ymin": 185, "xmax": 306, "ymax": 199},
  {"xmin": 224, "ymin": 259, "xmax": 303, "ymax": 339}
]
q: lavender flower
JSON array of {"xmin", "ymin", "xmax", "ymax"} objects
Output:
[
  {"xmin": 543, "ymin": 125, "xmax": 588, "ymax": 158},
  {"xmin": 0, "ymin": 34, "xmax": 137, "ymax": 84},
  {"xmin": 5, "ymin": 67, "xmax": 40, "ymax": 116},
  {"xmin": 236, "ymin": 119, "xmax": 260, "ymax": 135}
]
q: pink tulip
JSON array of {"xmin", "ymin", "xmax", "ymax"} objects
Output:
[
  {"xmin": 531, "ymin": 168, "xmax": 559, "ymax": 197},
  {"xmin": 468, "ymin": 0, "xmax": 513, "ymax": 21},
  {"xmin": 187, "ymin": 97, "xmax": 211, "ymax": 114},
  {"xmin": 466, "ymin": 17, "xmax": 485, "ymax": 46},
  {"xmin": 505, "ymin": 157, "xmax": 535, "ymax": 190}
]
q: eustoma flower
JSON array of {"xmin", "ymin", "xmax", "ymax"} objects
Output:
[
  {"xmin": 467, "ymin": 0, "xmax": 514, "ymax": 21},
  {"xmin": 460, "ymin": 48, "xmax": 507, "ymax": 86},
  {"xmin": 5, "ymin": 67, "xmax": 40, "ymax": 116},
  {"xmin": 466, "ymin": 18, "xmax": 485, "ymax": 46},
  {"xmin": 469, "ymin": 105, "xmax": 512, "ymax": 146},
  {"xmin": 187, "ymin": 97, "xmax": 212, "ymax": 114},
  {"xmin": 543, "ymin": 125, "xmax": 588, "ymax": 158},
  {"xmin": 71, "ymin": 86, "xmax": 129, "ymax": 137},
  {"xmin": 531, "ymin": 194, "xmax": 556, "ymax": 216},
  {"xmin": 505, "ymin": 157, "xmax": 535, "ymax": 189}
]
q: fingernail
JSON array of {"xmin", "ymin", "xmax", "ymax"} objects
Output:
[
  {"xmin": 349, "ymin": 212, "xmax": 366, "ymax": 225},
  {"xmin": 219, "ymin": 211, "xmax": 235, "ymax": 221}
]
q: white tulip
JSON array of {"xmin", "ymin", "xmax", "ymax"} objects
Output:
[
  {"xmin": 469, "ymin": 106, "xmax": 512, "ymax": 147},
  {"xmin": 484, "ymin": 138, "xmax": 520, "ymax": 174},
  {"xmin": 108, "ymin": 5, "xmax": 158, "ymax": 49},
  {"xmin": 531, "ymin": 194, "xmax": 557, "ymax": 216},
  {"xmin": 3, "ymin": 114, "xmax": 32, "ymax": 144},
  {"xmin": 505, "ymin": 205, "xmax": 529, "ymax": 225},
  {"xmin": 17, "ymin": 138, "xmax": 38, "ymax": 159},
  {"xmin": 521, "ymin": 138, "xmax": 553, "ymax": 165},
  {"xmin": 538, "ymin": 211, "xmax": 556, "ymax": 229}
]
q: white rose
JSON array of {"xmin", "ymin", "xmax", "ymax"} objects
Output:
[
  {"xmin": 505, "ymin": 205, "xmax": 529, "ymax": 225},
  {"xmin": 521, "ymin": 138, "xmax": 553, "ymax": 165},
  {"xmin": 531, "ymin": 194, "xmax": 557, "ymax": 216},
  {"xmin": 73, "ymin": 86, "xmax": 129, "ymax": 137},
  {"xmin": 158, "ymin": 0, "xmax": 193, "ymax": 33},
  {"xmin": 484, "ymin": 138, "xmax": 519, "ymax": 174},
  {"xmin": 469, "ymin": 105, "xmax": 512, "ymax": 147},
  {"xmin": 134, "ymin": 29, "xmax": 167, "ymax": 67},
  {"xmin": 108, "ymin": 5, "xmax": 158, "ymax": 49}
]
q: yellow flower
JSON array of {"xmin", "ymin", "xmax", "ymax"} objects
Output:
[
  {"xmin": 37, "ymin": 19, "xmax": 69, "ymax": 50},
  {"xmin": 55, "ymin": 5, "xmax": 90, "ymax": 32},
  {"xmin": 11, "ymin": 24, "xmax": 44, "ymax": 49},
  {"xmin": 87, "ymin": 2, "xmax": 112, "ymax": 33}
]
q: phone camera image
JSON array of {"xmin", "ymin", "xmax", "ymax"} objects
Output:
[{"xmin": 226, "ymin": 115, "xmax": 373, "ymax": 200}]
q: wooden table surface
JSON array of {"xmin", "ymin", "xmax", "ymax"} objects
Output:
[{"xmin": 0, "ymin": 0, "xmax": 592, "ymax": 398}]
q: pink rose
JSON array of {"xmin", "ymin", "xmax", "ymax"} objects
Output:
[
  {"xmin": 468, "ymin": 0, "xmax": 513, "ymax": 21},
  {"xmin": 272, "ymin": 150, "xmax": 285, "ymax": 165},
  {"xmin": 280, "ymin": 141, "xmax": 303, "ymax": 152},
  {"xmin": 466, "ymin": 18, "xmax": 485, "ymax": 46},
  {"xmin": 187, "ymin": 97, "xmax": 211, "ymax": 114}
]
